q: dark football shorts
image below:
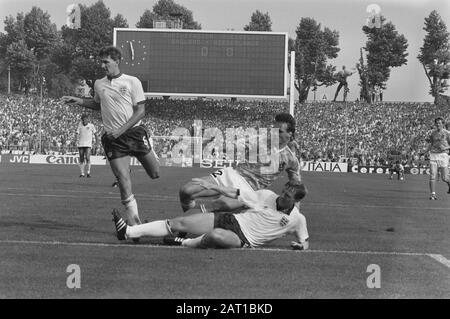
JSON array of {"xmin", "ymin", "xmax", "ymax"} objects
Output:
[
  {"xmin": 101, "ymin": 125, "xmax": 151, "ymax": 161},
  {"xmin": 214, "ymin": 213, "xmax": 251, "ymax": 248}
]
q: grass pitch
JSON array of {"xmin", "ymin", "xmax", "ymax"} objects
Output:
[{"xmin": 0, "ymin": 163, "xmax": 449, "ymax": 298}]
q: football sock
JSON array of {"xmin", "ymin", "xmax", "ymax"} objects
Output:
[
  {"xmin": 79, "ymin": 163, "xmax": 85, "ymax": 175},
  {"xmin": 122, "ymin": 194, "xmax": 141, "ymax": 225},
  {"xmin": 182, "ymin": 234, "xmax": 206, "ymax": 248},
  {"xmin": 126, "ymin": 220, "xmax": 170, "ymax": 238},
  {"xmin": 86, "ymin": 162, "xmax": 91, "ymax": 174}
]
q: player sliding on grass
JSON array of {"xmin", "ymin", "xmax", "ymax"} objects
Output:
[
  {"xmin": 112, "ymin": 179, "xmax": 309, "ymax": 250},
  {"xmin": 179, "ymin": 113, "xmax": 302, "ymax": 213}
]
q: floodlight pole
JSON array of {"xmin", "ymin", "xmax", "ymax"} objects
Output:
[
  {"xmin": 7, "ymin": 64, "xmax": 11, "ymax": 94},
  {"xmin": 289, "ymin": 51, "xmax": 295, "ymax": 116},
  {"xmin": 39, "ymin": 81, "xmax": 43, "ymax": 154}
]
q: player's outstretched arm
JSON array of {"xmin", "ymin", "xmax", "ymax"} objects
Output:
[
  {"xmin": 291, "ymin": 225, "xmax": 309, "ymax": 250},
  {"xmin": 61, "ymin": 96, "xmax": 100, "ymax": 111}
]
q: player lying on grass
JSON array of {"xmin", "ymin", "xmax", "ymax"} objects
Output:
[
  {"xmin": 179, "ymin": 113, "xmax": 302, "ymax": 213},
  {"xmin": 112, "ymin": 179, "xmax": 309, "ymax": 250}
]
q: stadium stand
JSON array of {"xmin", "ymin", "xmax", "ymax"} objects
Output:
[{"xmin": 0, "ymin": 93, "xmax": 446, "ymax": 168}]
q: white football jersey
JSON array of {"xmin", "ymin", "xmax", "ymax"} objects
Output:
[
  {"xmin": 94, "ymin": 74, "xmax": 145, "ymax": 132},
  {"xmin": 235, "ymin": 188, "xmax": 308, "ymax": 247},
  {"xmin": 234, "ymin": 205, "xmax": 303, "ymax": 248},
  {"xmin": 77, "ymin": 122, "xmax": 96, "ymax": 148}
]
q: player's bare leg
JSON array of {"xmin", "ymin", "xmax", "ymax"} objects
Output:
[
  {"xmin": 85, "ymin": 147, "xmax": 92, "ymax": 177},
  {"xmin": 429, "ymin": 162, "xmax": 438, "ymax": 200},
  {"xmin": 202, "ymin": 196, "xmax": 245, "ymax": 212},
  {"xmin": 78, "ymin": 148, "xmax": 86, "ymax": 177},
  {"xmin": 137, "ymin": 150, "xmax": 160, "ymax": 179},
  {"xmin": 179, "ymin": 176, "xmax": 220, "ymax": 212},
  {"xmin": 182, "ymin": 229, "xmax": 242, "ymax": 249}
]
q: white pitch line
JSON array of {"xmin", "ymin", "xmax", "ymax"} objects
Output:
[
  {"xmin": 2, "ymin": 239, "xmax": 448, "ymax": 269},
  {"xmin": 0, "ymin": 238, "xmax": 434, "ymax": 257},
  {"xmin": 428, "ymin": 254, "xmax": 450, "ymax": 269},
  {"xmin": 0, "ymin": 192, "xmax": 179, "ymax": 202}
]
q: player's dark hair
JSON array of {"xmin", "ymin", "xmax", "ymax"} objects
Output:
[
  {"xmin": 81, "ymin": 114, "xmax": 88, "ymax": 119},
  {"xmin": 98, "ymin": 46, "xmax": 122, "ymax": 62},
  {"xmin": 435, "ymin": 117, "xmax": 444, "ymax": 124},
  {"xmin": 285, "ymin": 181, "xmax": 307, "ymax": 201},
  {"xmin": 275, "ymin": 113, "xmax": 296, "ymax": 135}
]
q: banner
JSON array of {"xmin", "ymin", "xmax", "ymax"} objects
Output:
[
  {"xmin": 1, "ymin": 154, "xmax": 195, "ymax": 167},
  {"xmin": 349, "ymin": 165, "xmax": 430, "ymax": 175},
  {"xmin": 2, "ymin": 154, "xmax": 30, "ymax": 164},
  {"xmin": 301, "ymin": 161, "xmax": 348, "ymax": 173},
  {"xmin": 29, "ymin": 155, "xmax": 107, "ymax": 165}
]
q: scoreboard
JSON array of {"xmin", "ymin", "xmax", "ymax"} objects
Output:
[{"xmin": 113, "ymin": 28, "xmax": 288, "ymax": 98}]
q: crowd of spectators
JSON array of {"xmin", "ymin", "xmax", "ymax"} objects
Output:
[
  {"xmin": 0, "ymin": 94, "xmax": 103, "ymax": 155},
  {"xmin": 0, "ymin": 93, "xmax": 447, "ymax": 168}
]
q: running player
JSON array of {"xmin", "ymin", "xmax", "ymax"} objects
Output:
[
  {"xmin": 425, "ymin": 117, "xmax": 450, "ymax": 200},
  {"xmin": 112, "ymin": 180, "xmax": 309, "ymax": 250},
  {"xmin": 62, "ymin": 46, "xmax": 160, "ymax": 227},
  {"xmin": 179, "ymin": 113, "xmax": 302, "ymax": 213},
  {"xmin": 76, "ymin": 114, "xmax": 96, "ymax": 178}
]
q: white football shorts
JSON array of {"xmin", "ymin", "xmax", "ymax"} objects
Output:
[
  {"xmin": 430, "ymin": 152, "xmax": 449, "ymax": 168},
  {"xmin": 210, "ymin": 167, "xmax": 255, "ymax": 194}
]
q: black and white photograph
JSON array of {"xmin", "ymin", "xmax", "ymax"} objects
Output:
[{"xmin": 0, "ymin": 0, "xmax": 449, "ymax": 303}]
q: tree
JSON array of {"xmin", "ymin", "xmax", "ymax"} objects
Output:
[
  {"xmin": 356, "ymin": 48, "xmax": 371, "ymax": 103},
  {"xmin": 136, "ymin": 10, "xmax": 158, "ymax": 28},
  {"xmin": 362, "ymin": 16, "xmax": 408, "ymax": 99},
  {"xmin": 0, "ymin": 13, "xmax": 25, "ymax": 57},
  {"xmin": 418, "ymin": 10, "xmax": 450, "ymax": 104},
  {"xmin": 291, "ymin": 18, "xmax": 340, "ymax": 102},
  {"xmin": 23, "ymin": 7, "xmax": 59, "ymax": 60},
  {"xmin": 5, "ymin": 40, "xmax": 36, "ymax": 92},
  {"xmin": 0, "ymin": 8, "xmax": 59, "ymax": 93},
  {"xmin": 113, "ymin": 13, "xmax": 129, "ymax": 28},
  {"xmin": 137, "ymin": 0, "xmax": 201, "ymax": 29},
  {"xmin": 59, "ymin": 1, "xmax": 128, "ymax": 88},
  {"xmin": 244, "ymin": 10, "xmax": 272, "ymax": 31}
]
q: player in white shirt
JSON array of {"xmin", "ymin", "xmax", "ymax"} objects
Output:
[
  {"xmin": 112, "ymin": 180, "xmax": 309, "ymax": 250},
  {"xmin": 76, "ymin": 114, "xmax": 96, "ymax": 177},
  {"xmin": 179, "ymin": 113, "xmax": 302, "ymax": 213},
  {"xmin": 62, "ymin": 46, "xmax": 160, "ymax": 230}
]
